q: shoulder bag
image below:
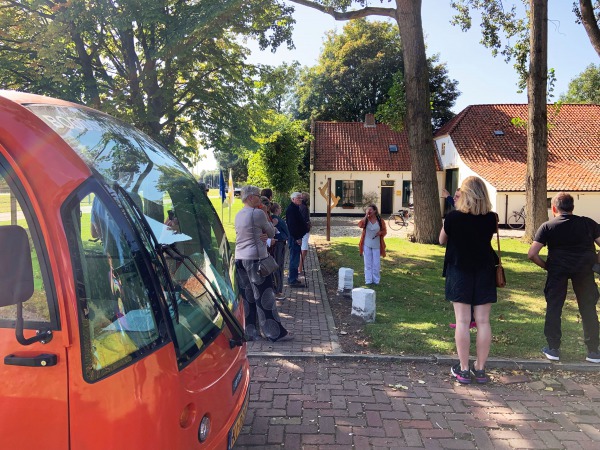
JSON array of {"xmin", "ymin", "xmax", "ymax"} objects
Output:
[
  {"xmin": 251, "ymin": 209, "xmax": 279, "ymax": 277},
  {"xmin": 495, "ymin": 216, "xmax": 506, "ymax": 288}
]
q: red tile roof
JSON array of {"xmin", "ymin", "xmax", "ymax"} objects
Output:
[
  {"xmin": 313, "ymin": 121, "xmax": 440, "ymax": 171},
  {"xmin": 435, "ymin": 104, "xmax": 600, "ymax": 191}
]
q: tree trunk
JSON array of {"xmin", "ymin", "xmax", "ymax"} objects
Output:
[
  {"xmin": 524, "ymin": 0, "xmax": 548, "ymax": 242},
  {"xmin": 395, "ymin": 0, "xmax": 441, "ymax": 243},
  {"xmin": 579, "ymin": 0, "xmax": 600, "ymax": 58}
]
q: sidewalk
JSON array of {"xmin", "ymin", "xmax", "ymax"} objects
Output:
[{"xmin": 236, "ymin": 244, "xmax": 600, "ymax": 449}]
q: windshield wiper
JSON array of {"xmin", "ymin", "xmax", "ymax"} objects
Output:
[
  {"xmin": 161, "ymin": 244, "xmax": 246, "ymax": 349},
  {"xmin": 112, "ymin": 183, "xmax": 179, "ymax": 323}
]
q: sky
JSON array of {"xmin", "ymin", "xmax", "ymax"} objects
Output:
[{"xmin": 202, "ymin": 0, "xmax": 599, "ymax": 170}]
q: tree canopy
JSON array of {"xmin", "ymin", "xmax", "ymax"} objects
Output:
[
  {"xmin": 560, "ymin": 63, "xmax": 600, "ymax": 104},
  {"xmin": 295, "ymin": 19, "xmax": 459, "ymax": 130},
  {"xmin": 0, "ymin": 0, "xmax": 295, "ymax": 163}
]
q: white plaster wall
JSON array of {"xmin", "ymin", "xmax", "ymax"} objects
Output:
[
  {"xmin": 495, "ymin": 192, "xmax": 600, "ymax": 225},
  {"xmin": 311, "ymin": 171, "xmax": 444, "ymax": 215}
]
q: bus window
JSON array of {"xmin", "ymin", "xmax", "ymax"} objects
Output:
[
  {"xmin": 63, "ymin": 187, "xmax": 165, "ymax": 381},
  {"xmin": 0, "ymin": 163, "xmax": 54, "ymax": 328},
  {"xmin": 116, "ymin": 189, "xmax": 227, "ymax": 367}
]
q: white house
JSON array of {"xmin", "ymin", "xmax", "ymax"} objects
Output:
[
  {"xmin": 435, "ymin": 104, "xmax": 600, "ymax": 224},
  {"xmin": 309, "ymin": 114, "xmax": 444, "ymax": 216}
]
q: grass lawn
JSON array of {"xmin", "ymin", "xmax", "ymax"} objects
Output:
[
  {"xmin": 319, "ymin": 236, "xmax": 600, "ymax": 362},
  {"xmin": 209, "ymin": 194, "xmax": 242, "ymax": 244}
]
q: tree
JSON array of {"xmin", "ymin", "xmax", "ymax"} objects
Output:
[
  {"xmin": 0, "ymin": 0, "xmax": 295, "ymax": 162},
  {"xmin": 289, "ymin": 0, "xmax": 443, "ymax": 244},
  {"xmin": 256, "ymin": 62, "xmax": 302, "ymax": 115},
  {"xmin": 574, "ymin": 0, "xmax": 600, "ymax": 58},
  {"xmin": 526, "ymin": 0, "xmax": 549, "ymax": 242},
  {"xmin": 252, "ymin": 112, "xmax": 310, "ymax": 195},
  {"xmin": 560, "ymin": 63, "xmax": 600, "ymax": 103},
  {"xmin": 296, "ymin": 19, "xmax": 459, "ymax": 130},
  {"xmin": 451, "ymin": 0, "xmax": 549, "ymax": 241}
]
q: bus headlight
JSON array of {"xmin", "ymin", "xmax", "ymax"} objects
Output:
[{"xmin": 198, "ymin": 415, "xmax": 211, "ymax": 442}]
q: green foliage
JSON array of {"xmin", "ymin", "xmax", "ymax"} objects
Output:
[
  {"xmin": 246, "ymin": 150, "xmax": 270, "ymax": 188},
  {"xmin": 255, "ymin": 62, "xmax": 301, "ymax": 115},
  {"xmin": 0, "ymin": 0, "xmax": 295, "ymax": 163},
  {"xmin": 559, "ymin": 63, "xmax": 600, "ymax": 104},
  {"xmin": 296, "ymin": 18, "xmax": 458, "ymax": 129},
  {"xmin": 375, "ymin": 71, "xmax": 407, "ymax": 131},
  {"xmin": 253, "ymin": 112, "xmax": 311, "ymax": 195}
]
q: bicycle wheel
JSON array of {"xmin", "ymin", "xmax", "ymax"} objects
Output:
[
  {"xmin": 507, "ymin": 213, "xmax": 525, "ymax": 229},
  {"xmin": 388, "ymin": 215, "xmax": 402, "ymax": 230},
  {"xmin": 407, "ymin": 211, "xmax": 414, "ymax": 225}
]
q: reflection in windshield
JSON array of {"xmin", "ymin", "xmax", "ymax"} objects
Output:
[{"xmin": 28, "ymin": 104, "xmax": 238, "ymax": 363}]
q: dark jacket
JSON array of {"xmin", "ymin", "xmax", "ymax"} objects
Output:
[
  {"xmin": 272, "ymin": 214, "xmax": 290, "ymax": 241},
  {"xmin": 286, "ymin": 202, "xmax": 308, "ymax": 240}
]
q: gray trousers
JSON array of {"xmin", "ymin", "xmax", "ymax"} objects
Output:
[{"xmin": 272, "ymin": 240, "xmax": 287, "ymax": 294}]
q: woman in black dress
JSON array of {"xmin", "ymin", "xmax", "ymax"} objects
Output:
[{"xmin": 439, "ymin": 176, "xmax": 498, "ymax": 384}]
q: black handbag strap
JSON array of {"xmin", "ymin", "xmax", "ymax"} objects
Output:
[{"xmin": 496, "ymin": 214, "xmax": 502, "ymax": 265}]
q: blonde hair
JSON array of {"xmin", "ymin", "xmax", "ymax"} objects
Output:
[{"xmin": 456, "ymin": 176, "xmax": 492, "ymax": 215}]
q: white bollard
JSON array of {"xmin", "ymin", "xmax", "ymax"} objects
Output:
[
  {"xmin": 337, "ymin": 267, "xmax": 354, "ymax": 297},
  {"xmin": 351, "ymin": 288, "xmax": 376, "ymax": 323}
]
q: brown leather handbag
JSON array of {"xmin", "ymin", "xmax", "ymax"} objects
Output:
[{"xmin": 495, "ymin": 217, "xmax": 506, "ymax": 288}]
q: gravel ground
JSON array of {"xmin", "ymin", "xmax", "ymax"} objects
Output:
[{"xmin": 310, "ymin": 215, "xmax": 525, "ymax": 240}]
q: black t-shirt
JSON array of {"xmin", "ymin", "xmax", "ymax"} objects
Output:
[
  {"xmin": 443, "ymin": 210, "xmax": 498, "ymax": 271},
  {"xmin": 533, "ymin": 214, "xmax": 600, "ymax": 273}
]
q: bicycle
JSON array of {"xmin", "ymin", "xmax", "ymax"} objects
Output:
[
  {"xmin": 388, "ymin": 206, "xmax": 414, "ymax": 230},
  {"xmin": 507, "ymin": 205, "xmax": 525, "ymax": 229}
]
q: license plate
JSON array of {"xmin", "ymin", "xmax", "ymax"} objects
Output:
[{"xmin": 228, "ymin": 392, "xmax": 249, "ymax": 449}]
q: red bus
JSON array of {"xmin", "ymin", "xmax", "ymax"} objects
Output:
[{"xmin": 0, "ymin": 91, "xmax": 249, "ymax": 449}]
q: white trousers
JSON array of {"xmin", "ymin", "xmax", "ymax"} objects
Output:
[{"xmin": 363, "ymin": 246, "xmax": 381, "ymax": 284}]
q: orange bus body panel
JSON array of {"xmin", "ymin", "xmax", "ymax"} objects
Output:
[{"xmin": 0, "ymin": 91, "xmax": 249, "ymax": 450}]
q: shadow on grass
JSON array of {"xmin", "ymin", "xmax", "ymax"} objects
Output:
[{"xmin": 318, "ymin": 236, "xmax": 597, "ymax": 362}]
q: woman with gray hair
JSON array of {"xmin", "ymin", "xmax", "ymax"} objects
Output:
[{"xmin": 235, "ymin": 185, "xmax": 293, "ymax": 342}]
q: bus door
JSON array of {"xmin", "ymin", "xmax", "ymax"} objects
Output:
[
  {"xmin": 61, "ymin": 185, "xmax": 186, "ymax": 449},
  {"xmin": 0, "ymin": 159, "xmax": 68, "ymax": 449}
]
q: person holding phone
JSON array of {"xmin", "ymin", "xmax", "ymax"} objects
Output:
[{"xmin": 358, "ymin": 204, "xmax": 387, "ymax": 285}]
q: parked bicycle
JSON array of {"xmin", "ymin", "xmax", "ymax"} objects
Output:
[
  {"xmin": 388, "ymin": 206, "xmax": 414, "ymax": 230},
  {"xmin": 507, "ymin": 205, "xmax": 525, "ymax": 229}
]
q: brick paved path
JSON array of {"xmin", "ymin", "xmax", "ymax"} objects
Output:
[
  {"xmin": 237, "ymin": 357, "xmax": 600, "ymax": 449},
  {"xmin": 236, "ymin": 245, "xmax": 600, "ymax": 449},
  {"xmin": 247, "ymin": 244, "xmax": 340, "ymax": 355}
]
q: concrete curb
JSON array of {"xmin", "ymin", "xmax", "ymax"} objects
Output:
[
  {"xmin": 248, "ymin": 351, "xmax": 600, "ymax": 372},
  {"xmin": 309, "ymin": 245, "xmax": 342, "ymax": 354}
]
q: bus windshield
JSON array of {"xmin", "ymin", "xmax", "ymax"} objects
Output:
[{"xmin": 28, "ymin": 104, "xmax": 237, "ymax": 367}]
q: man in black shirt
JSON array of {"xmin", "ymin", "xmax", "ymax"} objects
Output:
[
  {"xmin": 286, "ymin": 192, "xmax": 308, "ymax": 287},
  {"xmin": 528, "ymin": 192, "xmax": 600, "ymax": 363}
]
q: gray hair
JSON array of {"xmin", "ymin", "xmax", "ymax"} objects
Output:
[
  {"xmin": 241, "ymin": 185, "xmax": 261, "ymax": 202},
  {"xmin": 290, "ymin": 191, "xmax": 302, "ymax": 200}
]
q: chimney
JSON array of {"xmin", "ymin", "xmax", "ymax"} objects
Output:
[{"xmin": 364, "ymin": 113, "xmax": 376, "ymax": 128}]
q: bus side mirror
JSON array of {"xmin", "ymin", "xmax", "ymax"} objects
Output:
[
  {"xmin": 0, "ymin": 226, "xmax": 51, "ymax": 345},
  {"xmin": 0, "ymin": 226, "xmax": 34, "ymax": 307}
]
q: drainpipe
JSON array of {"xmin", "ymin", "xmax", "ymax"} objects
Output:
[{"xmin": 504, "ymin": 194, "xmax": 508, "ymax": 225}]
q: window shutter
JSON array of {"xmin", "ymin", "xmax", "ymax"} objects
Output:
[
  {"xmin": 335, "ymin": 180, "xmax": 343, "ymax": 199},
  {"xmin": 355, "ymin": 180, "xmax": 363, "ymax": 204}
]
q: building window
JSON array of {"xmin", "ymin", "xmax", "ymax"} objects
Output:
[
  {"xmin": 441, "ymin": 143, "xmax": 446, "ymax": 155},
  {"xmin": 335, "ymin": 180, "xmax": 363, "ymax": 206}
]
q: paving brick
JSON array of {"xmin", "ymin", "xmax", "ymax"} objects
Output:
[{"xmin": 235, "ymin": 243, "xmax": 600, "ymax": 450}]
